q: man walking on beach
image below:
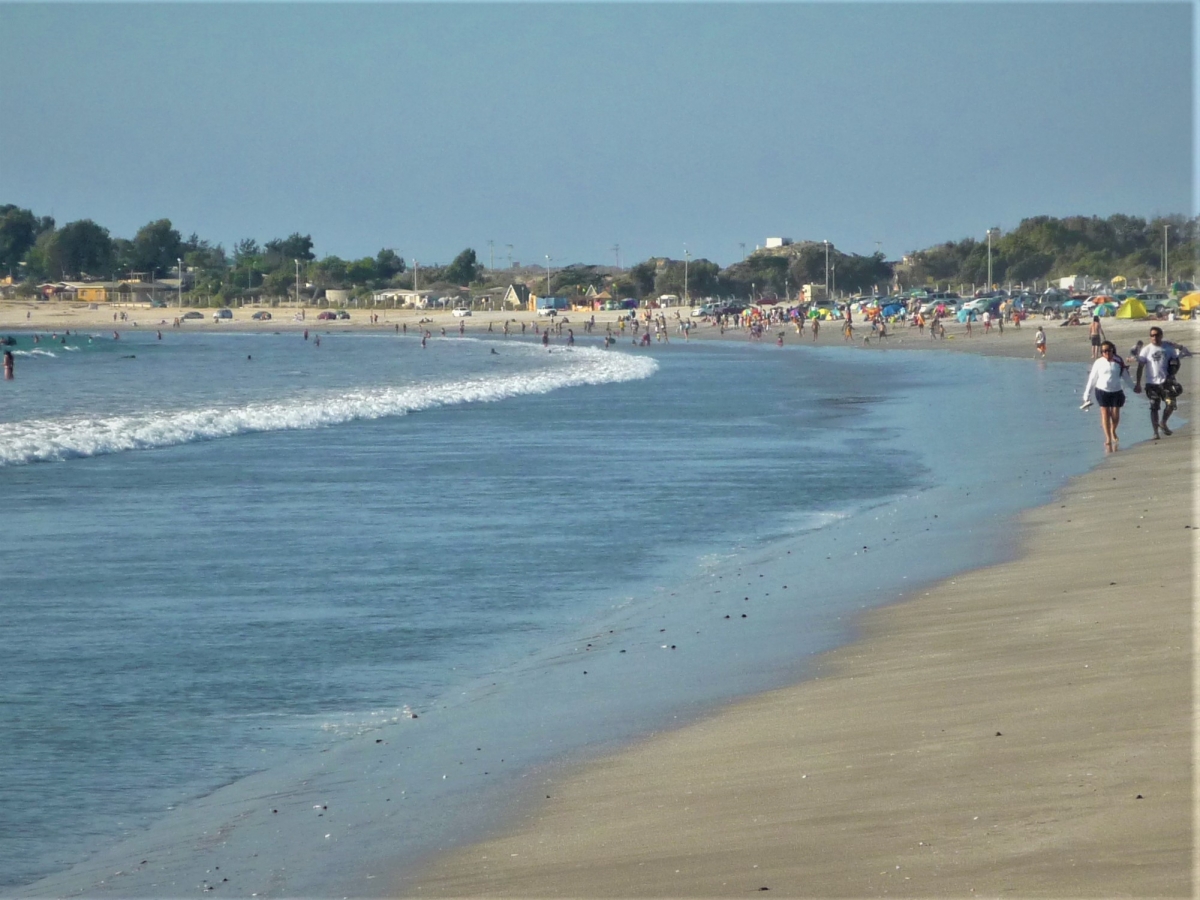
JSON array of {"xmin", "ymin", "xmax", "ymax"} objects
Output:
[{"xmin": 1133, "ymin": 326, "xmax": 1181, "ymax": 438}]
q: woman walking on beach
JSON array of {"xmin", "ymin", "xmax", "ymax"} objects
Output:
[
  {"xmin": 1083, "ymin": 341, "xmax": 1133, "ymax": 450},
  {"xmin": 1035, "ymin": 326, "xmax": 1046, "ymax": 357}
]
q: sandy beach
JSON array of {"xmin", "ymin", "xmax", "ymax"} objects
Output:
[
  {"xmin": 3, "ymin": 296, "xmax": 1196, "ymax": 363},
  {"xmin": 383, "ymin": 317, "xmax": 1192, "ymax": 897},
  {"xmin": 3, "ymin": 298, "xmax": 1194, "ymax": 896}
]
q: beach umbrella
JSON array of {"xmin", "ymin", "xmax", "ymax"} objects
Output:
[
  {"xmin": 1180, "ymin": 292, "xmax": 1200, "ymax": 312},
  {"xmin": 1095, "ymin": 302, "xmax": 1119, "ymax": 317},
  {"xmin": 1062, "ymin": 299, "xmax": 1082, "ymax": 309}
]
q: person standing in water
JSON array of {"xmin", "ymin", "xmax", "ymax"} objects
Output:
[{"xmin": 3, "ymin": 349, "xmax": 13, "ymax": 380}]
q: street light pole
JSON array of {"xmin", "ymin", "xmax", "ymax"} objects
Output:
[
  {"xmin": 986, "ymin": 228, "xmax": 999, "ymax": 290},
  {"xmin": 488, "ymin": 239, "xmax": 494, "ymax": 271},
  {"xmin": 823, "ymin": 240, "xmax": 830, "ymax": 297},
  {"xmin": 545, "ymin": 255, "xmax": 551, "ymax": 296},
  {"xmin": 1163, "ymin": 224, "xmax": 1170, "ymax": 288},
  {"xmin": 683, "ymin": 246, "xmax": 689, "ymax": 306},
  {"xmin": 177, "ymin": 258, "xmax": 182, "ymax": 307},
  {"xmin": 294, "ymin": 259, "xmax": 300, "ymax": 307}
]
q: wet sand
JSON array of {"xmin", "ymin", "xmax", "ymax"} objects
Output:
[
  {"xmin": 398, "ymin": 326, "xmax": 1194, "ymax": 897},
  {"xmin": 4, "ymin": 297, "xmax": 1193, "ymax": 896}
]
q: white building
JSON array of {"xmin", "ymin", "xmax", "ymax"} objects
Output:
[{"xmin": 765, "ymin": 237, "xmax": 793, "ymax": 249}]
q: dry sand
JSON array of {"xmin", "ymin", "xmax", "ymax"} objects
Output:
[
  {"xmin": 3, "ymin": 296, "xmax": 1196, "ymax": 366},
  {"xmin": 395, "ymin": 321, "xmax": 1195, "ymax": 897},
  {"xmin": 5, "ymin": 299, "xmax": 1192, "ymax": 896}
]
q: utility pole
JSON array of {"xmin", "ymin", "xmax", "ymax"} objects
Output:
[
  {"xmin": 612, "ymin": 244, "xmax": 620, "ymax": 269},
  {"xmin": 294, "ymin": 259, "xmax": 300, "ymax": 307},
  {"xmin": 177, "ymin": 258, "xmax": 182, "ymax": 307},
  {"xmin": 488, "ymin": 239, "xmax": 494, "ymax": 271},
  {"xmin": 1163, "ymin": 224, "xmax": 1170, "ymax": 288},
  {"xmin": 414, "ymin": 261, "xmax": 419, "ymax": 292},
  {"xmin": 986, "ymin": 228, "xmax": 999, "ymax": 290},
  {"xmin": 739, "ymin": 242, "xmax": 746, "ymax": 261},
  {"xmin": 823, "ymin": 240, "xmax": 830, "ymax": 297},
  {"xmin": 684, "ymin": 246, "xmax": 690, "ymax": 305},
  {"xmin": 545, "ymin": 255, "xmax": 551, "ymax": 296},
  {"xmin": 506, "ymin": 245, "xmax": 513, "ymax": 269}
]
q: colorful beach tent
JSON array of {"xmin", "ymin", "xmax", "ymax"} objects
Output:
[
  {"xmin": 1095, "ymin": 302, "xmax": 1120, "ymax": 317},
  {"xmin": 1180, "ymin": 292, "xmax": 1200, "ymax": 312},
  {"xmin": 1115, "ymin": 298, "xmax": 1148, "ymax": 319}
]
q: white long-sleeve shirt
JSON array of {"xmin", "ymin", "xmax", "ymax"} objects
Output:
[{"xmin": 1083, "ymin": 356, "xmax": 1133, "ymax": 401}]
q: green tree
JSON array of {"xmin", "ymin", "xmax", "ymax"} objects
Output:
[
  {"xmin": 312, "ymin": 256, "xmax": 349, "ymax": 287},
  {"xmin": 444, "ymin": 248, "xmax": 481, "ymax": 285},
  {"xmin": 375, "ymin": 248, "xmax": 405, "ymax": 279},
  {"xmin": 627, "ymin": 261, "xmax": 657, "ymax": 297},
  {"xmin": 0, "ymin": 205, "xmax": 52, "ymax": 275},
  {"xmin": 31, "ymin": 220, "xmax": 115, "ymax": 279},
  {"xmin": 345, "ymin": 257, "xmax": 377, "ymax": 284},
  {"xmin": 130, "ymin": 219, "xmax": 183, "ymax": 276},
  {"xmin": 263, "ymin": 233, "xmax": 315, "ymax": 269}
]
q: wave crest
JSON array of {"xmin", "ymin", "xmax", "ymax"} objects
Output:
[{"xmin": 0, "ymin": 348, "xmax": 657, "ymax": 466}]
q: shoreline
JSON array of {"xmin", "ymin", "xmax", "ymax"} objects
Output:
[
  {"xmin": 7, "ymin": 303, "xmax": 1190, "ymax": 897},
  {"xmin": 394, "ymin": 328, "xmax": 1194, "ymax": 896},
  {"xmin": 404, "ymin": 408, "xmax": 1194, "ymax": 897},
  {"xmin": 3, "ymin": 298, "xmax": 1197, "ymax": 366}
]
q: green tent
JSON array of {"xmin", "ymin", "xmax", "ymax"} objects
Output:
[{"xmin": 1115, "ymin": 298, "xmax": 1148, "ymax": 319}]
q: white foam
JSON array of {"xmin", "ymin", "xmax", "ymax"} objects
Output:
[
  {"xmin": 0, "ymin": 348, "xmax": 657, "ymax": 466},
  {"xmin": 12, "ymin": 348, "xmax": 57, "ymax": 358}
]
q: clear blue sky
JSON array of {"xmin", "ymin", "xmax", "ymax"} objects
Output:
[{"xmin": 1, "ymin": 2, "xmax": 1193, "ymax": 267}]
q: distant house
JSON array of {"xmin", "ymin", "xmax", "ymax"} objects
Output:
[
  {"xmin": 324, "ymin": 289, "xmax": 353, "ymax": 306},
  {"xmin": 502, "ymin": 283, "xmax": 530, "ymax": 309},
  {"xmin": 45, "ymin": 281, "xmax": 171, "ymax": 303},
  {"xmin": 372, "ymin": 289, "xmax": 436, "ymax": 308},
  {"xmin": 765, "ymin": 237, "xmax": 793, "ymax": 249}
]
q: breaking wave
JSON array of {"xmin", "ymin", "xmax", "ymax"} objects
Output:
[{"xmin": 0, "ymin": 347, "xmax": 657, "ymax": 466}]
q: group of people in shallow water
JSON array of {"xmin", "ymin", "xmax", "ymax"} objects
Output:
[{"xmin": 1081, "ymin": 325, "xmax": 1188, "ymax": 451}]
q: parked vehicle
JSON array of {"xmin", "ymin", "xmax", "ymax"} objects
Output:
[
  {"xmin": 452, "ymin": 307, "xmax": 472, "ymax": 317},
  {"xmin": 180, "ymin": 311, "xmax": 203, "ymax": 320},
  {"xmin": 316, "ymin": 311, "xmax": 336, "ymax": 320},
  {"xmin": 336, "ymin": 311, "xmax": 350, "ymax": 320},
  {"xmin": 250, "ymin": 311, "xmax": 272, "ymax": 321},
  {"xmin": 213, "ymin": 309, "xmax": 233, "ymax": 320}
]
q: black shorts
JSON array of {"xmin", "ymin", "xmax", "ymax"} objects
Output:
[
  {"xmin": 1094, "ymin": 388, "xmax": 1125, "ymax": 409},
  {"xmin": 1144, "ymin": 382, "xmax": 1171, "ymax": 404},
  {"xmin": 1091, "ymin": 335, "xmax": 1101, "ymax": 346}
]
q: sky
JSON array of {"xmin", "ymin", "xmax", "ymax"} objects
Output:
[{"xmin": 1, "ymin": 2, "xmax": 1193, "ymax": 268}]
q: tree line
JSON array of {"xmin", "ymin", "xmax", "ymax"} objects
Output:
[{"xmin": 1, "ymin": 204, "xmax": 1194, "ymax": 302}]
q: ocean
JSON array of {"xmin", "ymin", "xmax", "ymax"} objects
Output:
[{"xmin": 0, "ymin": 327, "xmax": 1132, "ymax": 896}]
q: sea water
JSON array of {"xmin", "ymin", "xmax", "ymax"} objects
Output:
[{"xmin": 0, "ymin": 328, "xmax": 1140, "ymax": 895}]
